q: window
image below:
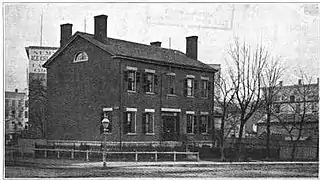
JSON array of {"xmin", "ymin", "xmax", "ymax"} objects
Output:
[
  {"xmin": 102, "ymin": 110, "xmax": 112, "ymax": 133},
  {"xmin": 186, "ymin": 78, "xmax": 194, "ymax": 97},
  {"xmin": 74, "ymin": 52, "xmax": 88, "ymax": 62},
  {"xmin": 124, "ymin": 110, "xmax": 136, "ymax": 134},
  {"xmin": 145, "ymin": 73, "xmax": 155, "ymax": 93},
  {"xmin": 199, "ymin": 115, "xmax": 209, "ymax": 134},
  {"xmin": 290, "ymin": 95, "xmax": 295, "ymax": 102},
  {"xmin": 24, "ymin": 111, "xmax": 28, "ymax": 119},
  {"xmin": 127, "ymin": 70, "xmax": 136, "ymax": 92},
  {"xmin": 186, "ymin": 113, "xmax": 197, "ymax": 134},
  {"xmin": 201, "ymin": 79, "xmax": 209, "ymax": 98},
  {"xmin": 25, "ymin": 100, "xmax": 28, "ymax": 108},
  {"xmin": 12, "ymin": 100, "xmax": 16, "ymax": 107},
  {"xmin": 18, "ymin": 110, "xmax": 22, "ymax": 118},
  {"xmin": 18, "ymin": 100, "xmax": 23, "ymax": 107},
  {"xmin": 143, "ymin": 111, "xmax": 154, "ymax": 134},
  {"xmin": 167, "ymin": 74, "xmax": 176, "ymax": 95}
]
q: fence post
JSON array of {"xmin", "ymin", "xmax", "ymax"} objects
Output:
[
  {"xmin": 57, "ymin": 150, "xmax": 60, "ymax": 159},
  {"xmin": 135, "ymin": 152, "xmax": 138, "ymax": 162},
  {"xmin": 173, "ymin": 151, "xmax": 176, "ymax": 162},
  {"xmin": 155, "ymin": 151, "xmax": 158, "ymax": 162},
  {"xmin": 71, "ymin": 149, "xmax": 74, "ymax": 159},
  {"xmin": 196, "ymin": 152, "xmax": 199, "ymax": 161},
  {"xmin": 86, "ymin": 150, "xmax": 89, "ymax": 161},
  {"xmin": 44, "ymin": 149, "xmax": 47, "ymax": 158}
]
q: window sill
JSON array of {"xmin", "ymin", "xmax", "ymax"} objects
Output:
[
  {"xmin": 187, "ymin": 96, "xmax": 195, "ymax": 98},
  {"xmin": 127, "ymin": 133, "xmax": 137, "ymax": 135},
  {"xmin": 167, "ymin": 94, "xmax": 177, "ymax": 97},
  {"xmin": 146, "ymin": 92, "xmax": 155, "ymax": 95},
  {"xmin": 127, "ymin": 90, "xmax": 137, "ymax": 94},
  {"xmin": 145, "ymin": 133, "xmax": 155, "ymax": 136}
]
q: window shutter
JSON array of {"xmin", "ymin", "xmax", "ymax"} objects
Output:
[
  {"xmin": 142, "ymin": 113, "xmax": 147, "ymax": 134},
  {"xmin": 184, "ymin": 79, "xmax": 188, "ymax": 97},
  {"xmin": 154, "ymin": 74, "xmax": 158, "ymax": 85},
  {"xmin": 123, "ymin": 112, "xmax": 128, "ymax": 134},
  {"xmin": 124, "ymin": 71, "xmax": 128, "ymax": 81},
  {"xmin": 143, "ymin": 73, "xmax": 147, "ymax": 92},
  {"xmin": 109, "ymin": 113, "xmax": 113, "ymax": 132},
  {"xmin": 194, "ymin": 80, "xmax": 199, "ymax": 97},
  {"xmin": 136, "ymin": 71, "xmax": 140, "ymax": 83},
  {"xmin": 100, "ymin": 124, "xmax": 104, "ymax": 134},
  {"xmin": 194, "ymin": 116, "xmax": 198, "ymax": 134}
]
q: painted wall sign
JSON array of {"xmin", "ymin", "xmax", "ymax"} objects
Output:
[{"xmin": 26, "ymin": 47, "xmax": 58, "ymax": 74}]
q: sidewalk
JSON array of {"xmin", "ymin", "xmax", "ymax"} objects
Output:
[{"xmin": 8, "ymin": 157, "xmax": 319, "ymax": 169}]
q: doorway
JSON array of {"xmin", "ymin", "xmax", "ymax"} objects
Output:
[{"xmin": 162, "ymin": 112, "xmax": 180, "ymax": 141}]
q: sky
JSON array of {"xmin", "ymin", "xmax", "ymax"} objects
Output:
[{"xmin": 4, "ymin": 3, "xmax": 320, "ymax": 91}]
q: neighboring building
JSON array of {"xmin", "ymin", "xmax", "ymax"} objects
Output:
[
  {"xmin": 24, "ymin": 46, "xmax": 58, "ymax": 138},
  {"xmin": 5, "ymin": 89, "xmax": 28, "ymax": 145},
  {"xmin": 43, "ymin": 15, "xmax": 217, "ymax": 146},
  {"xmin": 257, "ymin": 79, "xmax": 319, "ymax": 141}
]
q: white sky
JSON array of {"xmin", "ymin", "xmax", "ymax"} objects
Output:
[{"xmin": 4, "ymin": 3, "xmax": 320, "ymax": 91}]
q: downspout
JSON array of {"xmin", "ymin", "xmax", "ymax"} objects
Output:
[
  {"xmin": 118, "ymin": 58, "xmax": 123, "ymax": 151},
  {"xmin": 212, "ymin": 71, "xmax": 215, "ymax": 147}
]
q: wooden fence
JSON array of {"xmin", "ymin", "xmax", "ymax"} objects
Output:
[{"xmin": 6, "ymin": 147, "xmax": 199, "ymax": 162}]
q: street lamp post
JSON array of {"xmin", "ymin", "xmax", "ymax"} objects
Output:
[{"xmin": 101, "ymin": 117, "xmax": 110, "ymax": 168}]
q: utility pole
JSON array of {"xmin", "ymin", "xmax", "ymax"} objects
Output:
[{"xmin": 40, "ymin": 10, "xmax": 43, "ymax": 46}]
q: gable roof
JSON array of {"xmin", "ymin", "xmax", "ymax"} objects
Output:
[{"xmin": 43, "ymin": 32, "xmax": 216, "ymax": 72}]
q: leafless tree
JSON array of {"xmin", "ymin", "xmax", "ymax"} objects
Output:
[
  {"xmin": 213, "ymin": 74, "xmax": 237, "ymax": 161},
  {"xmin": 227, "ymin": 38, "xmax": 268, "ymax": 161},
  {"xmin": 273, "ymin": 71, "xmax": 318, "ymax": 160},
  {"xmin": 29, "ymin": 79, "xmax": 48, "ymax": 138},
  {"xmin": 261, "ymin": 58, "xmax": 284, "ymax": 159}
]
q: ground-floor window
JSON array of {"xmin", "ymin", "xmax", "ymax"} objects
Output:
[
  {"xmin": 124, "ymin": 111, "xmax": 136, "ymax": 134},
  {"xmin": 143, "ymin": 112, "xmax": 154, "ymax": 134},
  {"xmin": 200, "ymin": 115, "xmax": 209, "ymax": 134},
  {"xmin": 186, "ymin": 114, "xmax": 196, "ymax": 134}
]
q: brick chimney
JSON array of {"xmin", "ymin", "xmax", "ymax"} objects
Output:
[
  {"xmin": 60, "ymin": 23, "xmax": 73, "ymax": 47},
  {"xmin": 186, "ymin": 36, "xmax": 198, "ymax": 60},
  {"xmin": 94, "ymin": 15, "xmax": 108, "ymax": 41},
  {"xmin": 298, "ymin": 79, "xmax": 302, "ymax": 85},
  {"xmin": 150, "ymin": 41, "xmax": 161, "ymax": 47}
]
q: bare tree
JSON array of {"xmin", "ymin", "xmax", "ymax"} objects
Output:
[
  {"xmin": 273, "ymin": 71, "xmax": 318, "ymax": 160},
  {"xmin": 261, "ymin": 59, "xmax": 284, "ymax": 159},
  {"xmin": 29, "ymin": 79, "xmax": 48, "ymax": 138},
  {"xmin": 214, "ymin": 74, "xmax": 237, "ymax": 161},
  {"xmin": 227, "ymin": 38, "xmax": 268, "ymax": 161}
]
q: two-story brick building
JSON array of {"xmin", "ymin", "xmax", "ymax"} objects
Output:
[{"xmin": 43, "ymin": 15, "xmax": 217, "ymax": 146}]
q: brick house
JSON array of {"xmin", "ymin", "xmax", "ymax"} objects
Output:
[
  {"xmin": 5, "ymin": 89, "xmax": 28, "ymax": 145},
  {"xmin": 43, "ymin": 15, "xmax": 217, "ymax": 146},
  {"xmin": 257, "ymin": 79, "xmax": 319, "ymax": 141}
]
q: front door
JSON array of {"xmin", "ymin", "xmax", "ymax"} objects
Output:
[{"xmin": 162, "ymin": 113, "xmax": 179, "ymax": 141}]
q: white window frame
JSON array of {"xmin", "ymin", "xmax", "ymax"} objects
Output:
[
  {"xmin": 144, "ymin": 109, "xmax": 155, "ymax": 135},
  {"xmin": 201, "ymin": 79, "xmax": 209, "ymax": 98},
  {"xmin": 186, "ymin": 113, "xmax": 195, "ymax": 134},
  {"xmin": 126, "ymin": 108, "xmax": 137, "ymax": 134},
  {"xmin": 200, "ymin": 115, "xmax": 209, "ymax": 134},
  {"xmin": 126, "ymin": 67, "xmax": 137, "ymax": 92},
  {"xmin": 74, "ymin": 52, "xmax": 88, "ymax": 63},
  {"xmin": 167, "ymin": 73, "xmax": 176, "ymax": 95},
  {"xmin": 186, "ymin": 78, "xmax": 195, "ymax": 97},
  {"xmin": 145, "ymin": 72, "xmax": 155, "ymax": 94}
]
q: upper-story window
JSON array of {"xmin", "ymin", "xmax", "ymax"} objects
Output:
[
  {"xmin": 185, "ymin": 75, "xmax": 195, "ymax": 97},
  {"xmin": 144, "ymin": 69, "xmax": 156, "ymax": 93},
  {"xmin": 74, "ymin": 52, "xmax": 88, "ymax": 63},
  {"xmin": 290, "ymin": 95, "xmax": 295, "ymax": 102},
  {"xmin": 167, "ymin": 73, "xmax": 176, "ymax": 95},
  {"xmin": 200, "ymin": 77, "xmax": 209, "ymax": 98},
  {"xmin": 125, "ymin": 67, "xmax": 138, "ymax": 92}
]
